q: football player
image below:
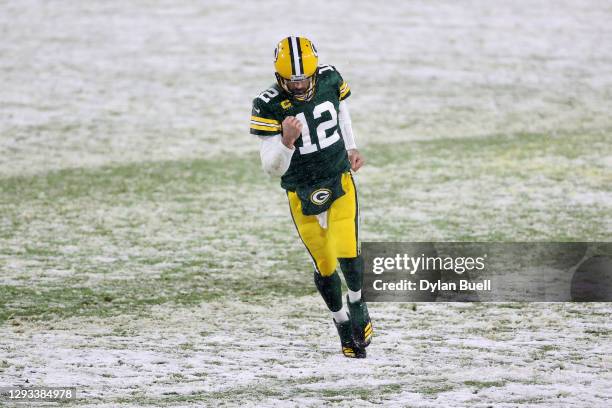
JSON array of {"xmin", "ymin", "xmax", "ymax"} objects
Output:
[{"xmin": 250, "ymin": 36, "xmax": 372, "ymax": 358}]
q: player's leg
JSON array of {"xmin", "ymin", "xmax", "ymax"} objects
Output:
[
  {"xmin": 330, "ymin": 172, "xmax": 373, "ymax": 348},
  {"xmin": 313, "ymin": 270, "xmax": 364, "ymax": 358},
  {"xmin": 287, "ymin": 191, "xmax": 365, "ymax": 358},
  {"xmin": 340, "ymin": 257, "xmax": 372, "ymax": 348}
]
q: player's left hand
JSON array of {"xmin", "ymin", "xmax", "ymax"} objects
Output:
[{"xmin": 348, "ymin": 149, "xmax": 365, "ymax": 172}]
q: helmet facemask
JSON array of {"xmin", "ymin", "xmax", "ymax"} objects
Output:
[{"xmin": 276, "ymin": 72, "xmax": 317, "ymax": 102}]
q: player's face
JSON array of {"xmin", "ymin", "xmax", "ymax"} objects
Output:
[{"xmin": 287, "ymin": 78, "xmax": 311, "ymax": 96}]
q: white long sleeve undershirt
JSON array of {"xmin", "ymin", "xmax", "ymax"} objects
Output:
[
  {"xmin": 258, "ymin": 100, "xmax": 357, "ymax": 177},
  {"xmin": 338, "ymin": 100, "xmax": 357, "ymax": 150},
  {"xmin": 259, "ymin": 134, "xmax": 295, "ymax": 176}
]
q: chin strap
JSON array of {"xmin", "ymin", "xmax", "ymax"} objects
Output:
[{"xmin": 276, "ymin": 73, "xmax": 317, "ymax": 102}]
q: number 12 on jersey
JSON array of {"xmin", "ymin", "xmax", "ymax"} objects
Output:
[{"xmin": 295, "ymin": 101, "xmax": 340, "ymax": 155}]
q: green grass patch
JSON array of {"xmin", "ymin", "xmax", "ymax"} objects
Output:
[
  {"xmin": 419, "ymin": 383, "xmax": 455, "ymax": 395},
  {"xmin": 1, "ymin": 130, "xmax": 610, "ymax": 322},
  {"xmin": 464, "ymin": 380, "xmax": 506, "ymax": 389},
  {"xmin": 0, "ymin": 269, "xmax": 314, "ymax": 323}
]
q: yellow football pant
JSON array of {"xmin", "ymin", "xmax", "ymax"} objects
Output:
[{"xmin": 287, "ymin": 172, "xmax": 359, "ymax": 277}]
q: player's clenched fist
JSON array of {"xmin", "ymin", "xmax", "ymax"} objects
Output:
[
  {"xmin": 348, "ymin": 149, "xmax": 365, "ymax": 172},
  {"xmin": 281, "ymin": 116, "xmax": 302, "ymax": 148}
]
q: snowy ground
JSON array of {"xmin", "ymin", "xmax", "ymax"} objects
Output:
[
  {"xmin": 3, "ymin": 302, "xmax": 611, "ymax": 407},
  {"xmin": 1, "ymin": 0, "xmax": 611, "ymax": 407},
  {"xmin": 2, "ymin": 0, "xmax": 611, "ymax": 176}
]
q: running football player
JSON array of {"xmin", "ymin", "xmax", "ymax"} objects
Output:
[{"xmin": 250, "ymin": 36, "xmax": 372, "ymax": 358}]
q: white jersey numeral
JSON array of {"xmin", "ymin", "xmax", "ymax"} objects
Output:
[
  {"xmin": 314, "ymin": 101, "xmax": 340, "ymax": 149},
  {"xmin": 297, "ymin": 101, "xmax": 340, "ymax": 155},
  {"xmin": 257, "ymin": 88, "xmax": 279, "ymax": 103},
  {"xmin": 296, "ymin": 112, "xmax": 317, "ymax": 154}
]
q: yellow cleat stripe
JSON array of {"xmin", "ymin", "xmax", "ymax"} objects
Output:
[{"xmin": 251, "ymin": 116, "xmax": 280, "ymax": 125}]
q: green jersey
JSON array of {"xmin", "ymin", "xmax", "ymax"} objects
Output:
[{"xmin": 250, "ymin": 65, "xmax": 352, "ymax": 191}]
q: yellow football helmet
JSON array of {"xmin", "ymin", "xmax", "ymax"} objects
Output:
[{"xmin": 274, "ymin": 36, "xmax": 318, "ymax": 101}]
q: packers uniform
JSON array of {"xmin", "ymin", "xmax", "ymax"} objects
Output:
[
  {"xmin": 251, "ymin": 36, "xmax": 372, "ymax": 358},
  {"xmin": 250, "ymin": 64, "xmax": 358, "ymax": 277}
]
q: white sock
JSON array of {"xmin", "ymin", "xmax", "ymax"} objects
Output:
[
  {"xmin": 348, "ymin": 289, "xmax": 361, "ymax": 303},
  {"xmin": 332, "ymin": 306, "xmax": 349, "ymax": 323}
]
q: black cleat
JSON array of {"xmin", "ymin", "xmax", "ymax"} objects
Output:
[
  {"xmin": 347, "ymin": 295, "xmax": 373, "ymax": 348},
  {"xmin": 334, "ymin": 318, "xmax": 366, "ymax": 358}
]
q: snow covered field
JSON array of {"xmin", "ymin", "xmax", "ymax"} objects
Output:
[
  {"xmin": 2, "ymin": 0, "xmax": 611, "ymax": 176},
  {"xmin": 1, "ymin": 0, "xmax": 611, "ymax": 406}
]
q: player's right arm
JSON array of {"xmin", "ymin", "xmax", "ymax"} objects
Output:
[{"xmin": 251, "ymin": 97, "xmax": 297, "ymax": 176}]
